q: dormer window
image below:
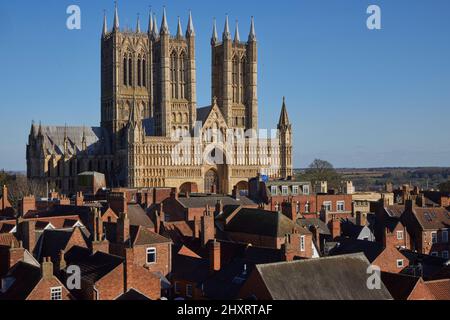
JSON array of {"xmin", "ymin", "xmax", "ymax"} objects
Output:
[
  {"xmin": 282, "ymin": 186, "xmax": 289, "ymax": 195},
  {"xmin": 292, "ymin": 185, "xmax": 299, "ymax": 195}
]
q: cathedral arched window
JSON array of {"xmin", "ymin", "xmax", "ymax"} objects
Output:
[
  {"xmin": 239, "ymin": 58, "xmax": 246, "ymax": 104},
  {"xmin": 142, "ymin": 59, "xmax": 146, "ymax": 87},
  {"xmin": 170, "ymin": 51, "xmax": 177, "ymax": 99},
  {"xmin": 179, "ymin": 52, "xmax": 186, "ymax": 99},
  {"xmin": 123, "ymin": 57, "xmax": 128, "ymax": 86},
  {"xmin": 128, "ymin": 58, "xmax": 133, "ymax": 86},
  {"xmin": 232, "ymin": 56, "xmax": 239, "ymax": 103},
  {"xmin": 137, "ymin": 58, "xmax": 142, "ymax": 86}
]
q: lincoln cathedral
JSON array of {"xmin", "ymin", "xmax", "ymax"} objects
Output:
[{"xmin": 26, "ymin": 5, "xmax": 293, "ymax": 195}]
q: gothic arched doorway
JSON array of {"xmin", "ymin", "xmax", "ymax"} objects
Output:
[{"xmin": 204, "ymin": 169, "xmax": 219, "ymax": 194}]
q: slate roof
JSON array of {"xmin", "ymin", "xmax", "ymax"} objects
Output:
[
  {"xmin": 381, "ymin": 272, "xmax": 423, "ymax": 300},
  {"xmin": 253, "ymin": 253, "xmax": 393, "ymax": 300},
  {"xmin": 196, "ymin": 106, "xmax": 212, "ymax": 123},
  {"xmin": 412, "ymin": 207, "xmax": 450, "ymax": 230},
  {"xmin": 177, "ymin": 195, "xmax": 256, "ymax": 209},
  {"xmin": 329, "ymin": 239, "xmax": 384, "ymax": 263},
  {"xmin": 384, "ymin": 205, "xmax": 405, "ymax": 218},
  {"xmin": 64, "ymin": 246, "xmax": 124, "ymax": 283},
  {"xmin": 225, "ymin": 208, "xmax": 310, "ymax": 237},
  {"xmin": 35, "ymin": 125, "xmax": 111, "ymax": 156},
  {"xmin": 297, "ymin": 218, "xmax": 331, "ymax": 235},
  {"xmin": 0, "ymin": 261, "xmax": 41, "ymax": 300},
  {"xmin": 116, "ymin": 289, "xmax": 152, "ymax": 300},
  {"xmin": 127, "ymin": 204, "xmax": 154, "ymax": 228}
]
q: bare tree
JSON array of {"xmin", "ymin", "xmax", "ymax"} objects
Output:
[
  {"xmin": 7, "ymin": 175, "xmax": 47, "ymax": 210},
  {"xmin": 301, "ymin": 159, "xmax": 342, "ymax": 190}
]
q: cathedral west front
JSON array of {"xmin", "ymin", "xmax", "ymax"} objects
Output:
[{"xmin": 26, "ymin": 5, "xmax": 293, "ymax": 195}]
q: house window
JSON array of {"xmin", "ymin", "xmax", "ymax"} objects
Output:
[
  {"xmin": 300, "ymin": 235, "xmax": 306, "ymax": 252},
  {"xmin": 50, "ymin": 287, "xmax": 62, "ymax": 300},
  {"xmin": 292, "ymin": 185, "xmax": 299, "ymax": 195},
  {"xmin": 174, "ymin": 282, "xmax": 180, "ymax": 294},
  {"xmin": 442, "ymin": 251, "xmax": 449, "ymax": 259},
  {"xmin": 146, "ymin": 247, "xmax": 157, "ymax": 264},
  {"xmin": 186, "ymin": 284, "xmax": 193, "ymax": 298},
  {"xmin": 397, "ymin": 231, "xmax": 404, "ymax": 240},
  {"xmin": 337, "ymin": 201, "xmax": 345, "ymax": 212},
  {"xmin": 282, "ymin": 186, "xmax": 289, "ymax": 195},
  {"xmin": 442, "ymin": 230, "xmax": 448, "ymax": 243},
  {"xmin": 271, "ymin": 186, "xmax": 278, "ymax": 195},
  {"xmin": 323, "ymin": 201, "xmax": 332, "ymax": 212},
  {"xmin": 302, "ymin": 185, "xmax": 310, "ymax": 195},
  {"xmin": 431, "ymin": 232, "xmax": 437, "ymax": 244},
  {"xmin": 431, "ymin": 252, "xmax": 438, "ymax": 257},
  {"xmin": 396, "ymin": 259, "xmax": 404, "ymax": 268}
]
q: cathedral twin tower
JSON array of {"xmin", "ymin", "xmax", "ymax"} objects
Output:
[{"xmin": 27, "ymin": 4, "xmax": 293, "ymax": 194}]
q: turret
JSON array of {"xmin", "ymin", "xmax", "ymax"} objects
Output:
[
  {"xmin": 160, "ymin": 7, "xmax": 169, "ymax": 35},
  {"xmin": 186, "ymin": 11, "xmax": 195, "ymax": 37},
  {"xmin": 234, "ymin": 20, "xmax": 240, "ymax": 43},
  {"xmin": 277, "ymin": 97, "xmax": 292, "ymax": 179},
  {"xmin": 102, "ymin": 11, "xmax": 108, "ymax": 37},
  {"xmin": 176, "ymin": 16, "xmax": 183, "ymax": 39},
  {"xmin": 113, "ymin": 1, "xmax": 119, "ymax": 32},
  {"xmin": 136, "ymin": 13, "xmax": 141, "ymax": 33},
  {"xmin": 223, "ymin": 15, "xmax": 231, "ymax": 41},
  {"xmin": 147, "ymin": 9, "xmax": 153, "ymax": 35},
  {"xmin": 248, "ymin": 16, "xmax": 256, "ymax": 42},
  {"xmin": 211, "ymin": 18, "xmax": 218, "ymax": 46}
]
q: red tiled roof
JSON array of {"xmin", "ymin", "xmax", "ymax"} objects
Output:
[
  {"xmin": 0, "ymin": 233, "xmax": 19, "ymax": 247},
  {"xmin": 413, "ymin": 207, "xmax": 450, "ymax": 230},
  {"xmin": 424, "ymin": 279, "xmax": 450, "ymax": 300}
]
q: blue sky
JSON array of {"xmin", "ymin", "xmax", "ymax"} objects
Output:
[{"xmin": 0, "ymin": 0, "xmax": 449, "ymax": 170}]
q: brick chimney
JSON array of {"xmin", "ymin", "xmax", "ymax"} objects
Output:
[
  {"xmin": 19, "ymin": 196, "xmax": 36, "ymax": 216},
  {"xmin": 405, "ymin": 199, "xmax": 414, "ymax": 213},
  {"xmin": 232, "ymin": 186, "xmax": 240, "ymax": 200},
  {"xmin": 194, "ymin": 216, "xmax": 200, "ymax": 239},
  {"xmin": 208, "ymin": 240, "xmax": 221, "ymax": 273},
  {"xmin": 8, "ymin": 241, "xmax": 24, "ymax": 270},
  {"xmin": 215, "ymin": 200, "xmax": 223, "ymax": 215},
  {"xmin": 117, "ymin": 212, "xmax": 130, "ymax": 245},
  {"xmin": 41, "ymin": 257, "xmax": 54, "ymax": 279},
  {"xmin": 329, "ymin": 216, "xmax": 341, "ymax": 240},
  {"xmin": 75, "ymin": 192, "xmax": 84, "ymax": 206},
  {"xmin": 155, "ymin": 210, "xmax": 161, "ymax": 234},
  {"xmin": 18, "ymin": 219, "xmax": 36, "ymax": 253},
  {"xmin": 201, "ymin": 207, "xmax": 215, "ymax": 247},
  {"xmin": 57, "ymin": 250, "xmax": 66, "ymax": 274},
  {"xmin": 108, "ymin": 192, "xmax": 128, "ymax": 215},
  {"xmin": 170, "ymin": 188, "xmax": 178, "ymax": 200},
  {"xmin": 282, "ymin": 200, "xmax": 297, "ymax": 221}
]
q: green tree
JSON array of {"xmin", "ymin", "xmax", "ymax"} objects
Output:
[
  {"xmin": 300, "ymin": 159, "xmax": 342, "ymax": 190},
  {"xmin": 438, "ymin": 181, "xmax": 450, "ymax": 193}
]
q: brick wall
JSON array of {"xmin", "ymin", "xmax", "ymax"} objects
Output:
[
  {"xmin": 27, "ymin": 278, "xmax": 72, "ymax": 300},
  {"xmin": 372, "ymin": 246, "xmax": 409, "ymax": 274}
]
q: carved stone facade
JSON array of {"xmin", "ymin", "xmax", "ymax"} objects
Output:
[{"xmin": 26, "ymin": 7, "xmax": 293, "ymax": 195}]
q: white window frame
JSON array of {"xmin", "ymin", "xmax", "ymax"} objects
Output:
[
  {"xmin": 337, "ymin": 201, "xmax": 345, "ymax": 212},
  {"xmin": 300, "ymin": 235, "xmax": 306, "ymax": 252},
  {"xmin": 282, "ymin": 186, "xmax": 289, "ymax": 195},
  {"xmin": 431, "ymin": 232, "xmax": 437, "ymax": 244},
  {"xmin": 271, "ymin": 186, "xmax": 278, "ymax": 195},
  {"xmin": 186, "ymin": 284, "xmax": 193, "ymax": 298},
  {"xmin": 323, "ymin": 201, "xmax": 332, "ymax": 212},
  {"xmin": 396, "ymin": 259, "xmax": 404, "ymax": 268},
  {"xmin": 397, "ymin": 231, "xmax": 404, "ymax": 240},
  {"xmin": 292, "ymin": 185, "xmax": 299, "ymax": 195},
  {"xmin": 50, "ymin": 286, "xmax": 62, "ymax": 300},
  {"xmin": 302, "ymin": 185, "xmax": 310, "ymax": 195},
  {"xmin": 146, "ymin": 247, "xmax": 157, "ymax": 264},
  {"xmin": 442, "ymin": 230, "xmax": 448, "ymax": 243}
]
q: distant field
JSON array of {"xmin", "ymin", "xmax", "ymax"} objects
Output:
[{"xmin": 294, "ymin": 167, "xmax": 450, "ymax": 192}]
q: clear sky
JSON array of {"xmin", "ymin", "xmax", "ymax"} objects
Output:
[{"xmin": 1, "ymin": 0, "xmax": 449, "ymax": 171}]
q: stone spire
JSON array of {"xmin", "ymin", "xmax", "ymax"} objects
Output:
[
  {"xmin": 223, "ymin": 15, "xmax": 231, "ymax": 40},
  {"xmin": 234, "ymin": 20, "xmax": 240, "ymax": 43},
  {"xmin": 160, "ymin": 7, "xmax": 169, "ymax": 35},
  {"xmin": 278, "ymin": 97, "xmax": 291, "ymax": 129},
  {"xmin": 248, "ymin": 16, "xmax": 256, "ymax": 42},
  {"xmin": 186, "ymin": 10, "xmax": 195, "ymax": 37},
  {"xmin": 102, "ymin": 11, "xmax": 108, "ymax": 37},
  {"xmin": 152, "ymin": 13, "xmax": 159, "ymax": 37},
  {"xmin": 176, "ymin": 16, "xmax": 183, "ymax": 38},
  {"xmin": 136, "ymin": 13, "xmax": 141, "ymax": 33},
  {"xmin": 113, "ymin": 1, "xmax": 119, "ymax": 32},
  {"xmin": 147, "ymin": 9, "xmax": 153, "ymax": 34},
  {"xmin": 211, "ymin": 18, "xmax": 218, "ymax": 45}
]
